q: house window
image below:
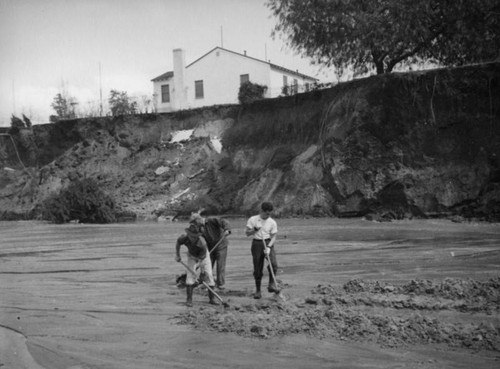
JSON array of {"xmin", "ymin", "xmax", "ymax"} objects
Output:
[
  {"xmin": 240, "ymin": 74, "xmax": 249, "ymax": 84},
  {"xmin": 293, "ymin": 79, "xmax": 298, "ymax": 94},
  {"xmin": 305, "ymin": 83, "xmax": 310, "ymax": 92},
  {"xmin": 195, "ymin": 80, "xmax": 204, "ymax": 99},
  {"xmin": 161, "ymin": 84, "xmax": 170, "ymax": 103},
  {"xmin": 282, "ymin": 76, "xmax": 290, "ymax": 95}
]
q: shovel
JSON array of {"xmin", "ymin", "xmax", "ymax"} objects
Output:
[
  {"xmin": 179, "ymin": 234, "xmax": 227, "ymax": 285},
  {"xmin": 208, "ymin": 233, "xmax": 226, "ymax": 255},
  {"xmin": 262, "ymin": 239, "xmax": 285, "ymax": 300},
  {"xmin": 179, "ymin": 260, "xmax": 229, "ymax": 308}
]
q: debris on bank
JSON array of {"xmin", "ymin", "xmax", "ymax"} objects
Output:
[{"xmin": 171, "ymin": 129, "xmax": 194, "ymax": 143}]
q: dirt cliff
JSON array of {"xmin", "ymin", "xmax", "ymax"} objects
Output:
[{"xmin": 1, "ymin": 62, "xmax": 499, "ymax": 221}]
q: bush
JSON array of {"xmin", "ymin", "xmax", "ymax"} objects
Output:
[
  {"xmin": 238, "ymin": 81, "xmax": 267, "ymax": 104},
  {"xmin": 0, "ymin": 211, "xmax": 31, "ymax": 221},
  {"xmin": 41, "ymin": 178, "xmax": 116, "ymax": 224}
]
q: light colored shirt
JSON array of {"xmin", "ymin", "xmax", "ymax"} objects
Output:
[{"xmin": 246, "ymin": 215, "xmax": 278, "ymax": 240}]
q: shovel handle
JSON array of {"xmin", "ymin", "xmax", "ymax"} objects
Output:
[
  {"xmin": 261, "ymin": 240, "xmax": 285, "ymax": 299},
  {"xmin": 208, "ymin": 234, "xmax": 226, "ymax": 255},
  {"xmin": 266, "ymin": 254, "xmax": 278, "ymax": 284},
  {"xmin": 262, "ymin": 239, "xmax": 277, "ymax": 284}
]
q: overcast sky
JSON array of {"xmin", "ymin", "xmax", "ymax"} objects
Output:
[{"xmin": 0, "ymin": 0, "xmax": 337, "ymax": 127}]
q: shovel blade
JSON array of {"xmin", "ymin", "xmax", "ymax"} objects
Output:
[{"xmin": 275, "ymin": 291, "xmax": 287, "ymax": 301}]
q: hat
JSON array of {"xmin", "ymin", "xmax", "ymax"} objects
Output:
[
  {"xmin": 189, "ymin": 213, "xmax": 204, "ymax": 225},
  {"xmin": 185, "ymin": 223, "xmax": 201, "ymax": 238}
]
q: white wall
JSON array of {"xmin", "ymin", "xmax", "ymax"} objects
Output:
[
  {"xmin": 154, "ymin": 79, "xmax": 174, "ymax": 113},
  {"xmin": 184, "ymin": 49, "xmax": 272, "ymax": 109},
  {"xmin": 153, "ymin": 48, "xmax": 318, "ymax": 112},
  {"xmin": 269, "ymin": 68, "xmax": 316, "ymax": 97},
  {"xmin": 173, "ymin": 49, "xmax": 187, "ymax": 110}
]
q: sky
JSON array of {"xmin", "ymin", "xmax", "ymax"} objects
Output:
[{"xmin": 0, "ymin": 0, "xmax": 338, "ymax": 127}]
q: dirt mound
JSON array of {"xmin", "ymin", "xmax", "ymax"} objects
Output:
[
  {"xmin": 334, "ymin": 277, "xmax": 500, "ymax": 313},
  {"xmin": 175, "ymin": 277, "xmax": 500, "ymax": 351}
]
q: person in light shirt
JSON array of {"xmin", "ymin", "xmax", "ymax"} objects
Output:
[{"xmin": 245, "ymin": 202, "xmax": 279, "ymax": 299}]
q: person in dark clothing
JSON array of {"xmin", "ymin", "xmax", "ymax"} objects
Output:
[
  {"xmin": 175, "ymin": 223, "xmax": 218, "ymax": 307},
  {"xmin": 190, "ymin": 213, "xmax": 231, "ymax": 290}
]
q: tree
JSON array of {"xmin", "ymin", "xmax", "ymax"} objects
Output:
[
  {"xmin": 108, "ymin": 89, "xmax": 137, "ymax": 116},
  {"xmin": 50, "ymin": 93, "xmax": 77, "ymax": 122},
  {"xmin": 40, "ymin": 178, "xmax": 116, "ymax": 224},
  {"xmin": 9, "ymin": 114, "xmax": 25, "ymax": 134},
  {"xmin": 266, "ymin": 0, "xmax": 500, "ymax": 76},
  {"xmin": 8, "ymin": 115, "xmax": 39, "ymax": 168},
  {"xmin": 22, "ymin": 114, "xmax": 32, "ymax": 129},
  {"xmin": 238, "ymin": 81, "xmax": 268, "ymax": 104},
  {"xmin": 139, "ymin": 95, "xmax": 153, "ymax": 114}
]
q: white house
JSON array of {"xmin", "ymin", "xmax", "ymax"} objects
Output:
[{"xmin": 151, "ymin": 47, "xmax": 319, "ymax": 112}]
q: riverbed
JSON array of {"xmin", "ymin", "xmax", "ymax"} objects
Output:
[{"xmin": 1, "ymin": 218, "xmax": 499, "ymax": 368}]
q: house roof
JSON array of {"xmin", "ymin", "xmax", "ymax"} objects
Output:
[
  {"xmin": 190, "ymin": 47, "xmax": 319, "ymax": 81},
  {"xmin": 151, "ymin": 71, "xmax": 173, "ymax": 82},
  {"xmin": 152, "ymin": 47, "xmax": 319, "ymax": 82},
  {"xmin": 268, "ymin": 62, "xmax": 318, "ymax": 81}
]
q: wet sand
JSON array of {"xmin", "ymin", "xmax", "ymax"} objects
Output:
[{"xmin": 1, "ymin": 218, "xmax": 499, "ymax": 368}]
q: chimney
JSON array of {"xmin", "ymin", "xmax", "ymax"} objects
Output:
[
  {"xmin": 173, "ymin": 48, "xmax": 187, "ymax": 110},
  {"xmin": 244, "ymin": 50, "xmax": 247, "ymax": 56}
]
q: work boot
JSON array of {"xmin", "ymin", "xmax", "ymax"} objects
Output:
[
  {"xmin": 186, "ymin": 285, "xmax": 194, "ymax": 307},
  {"xmin": 208, "ymin": 289, "xmax": 219, "ymax": 305},
  {"xmin": 254, "ymin": 279, "xmax": 262, "ymax": 299}
]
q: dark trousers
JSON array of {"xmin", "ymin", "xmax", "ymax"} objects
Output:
[
  {"xmin": 210, "ymin": 246, "xmax": 227, "ymax": 287},
  {"xmin": 251, "ymin": 239, "xmax": 277, "ymax": 282}
]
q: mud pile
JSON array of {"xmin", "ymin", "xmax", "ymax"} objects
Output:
[
  {"xmin": 339, "ymin": 278, "xmax": 500, "ymax": 313},
  {"xmin": 175, "ymin": 277, "xmax": 500, "ymax": 351}
]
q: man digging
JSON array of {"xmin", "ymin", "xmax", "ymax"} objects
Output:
[
  {"xmin": 189, "ymin": 212, "xmax": 231, "ymax": 291},
  {"xmin": 245, "ymin": 202, "xmax": 280, "ymax": 299},
  {"xmin": 175, "ymin": 223, "xmax": 219, "ymax": 307}
]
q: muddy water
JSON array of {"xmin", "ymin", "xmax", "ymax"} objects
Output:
[{"xmin": 1, "ymin": 218, "xmax": 499, "ymax": 369}]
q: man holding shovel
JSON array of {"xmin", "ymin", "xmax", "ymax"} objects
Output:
[
  {"xmin": 245, "ymin": 202, "xmax": 279, "ymax": 299},
  {"xmin": 175, "ymin": 223, "xmax": 219, "ymax": 307},
  {"xmin": 190, "ymin": 213, "xmax": 231, "ymax": 290}
]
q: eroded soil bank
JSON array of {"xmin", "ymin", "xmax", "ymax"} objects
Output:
[
  {"xmin": 1, "ymin": 218, "xmax": 499, "ymax": 369},
  {"xmin": 2, "ymin": 63, "xmax": 500, "ymax": 221}
]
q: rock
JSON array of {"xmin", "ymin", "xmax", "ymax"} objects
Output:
[
  {"xmin": 155, "ymin": 166, "xmax": 170, "ymax": 175},
  {"xmin": 305, "ymin": 298, "xmax": 318, "ymax": 304}
]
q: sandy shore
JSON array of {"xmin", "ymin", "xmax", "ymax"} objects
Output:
[{"xmin": 0, "ymin": 326, "xmax": 47, "ymax": 369}]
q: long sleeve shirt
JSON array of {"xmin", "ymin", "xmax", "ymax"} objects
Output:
[{"xmin": 201, "ymin": 217, "xmax": 231, "ymax": 250}]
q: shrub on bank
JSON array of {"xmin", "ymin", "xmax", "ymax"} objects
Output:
[
  {"xmin": 41, "ymin": 178, "xmax": 116, "ymax": 224},
  {"xmin": 238, "ymin": 81, "xmax": 267, "ymax": 105},
  {"xmin": 0, "ymin": 211, "xmax": 31, "ymax": 221}
]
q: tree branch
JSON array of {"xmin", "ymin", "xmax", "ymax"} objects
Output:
[{"xmin": 386, "ymin": 24, "xmax": 447, "ymax": 72}]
